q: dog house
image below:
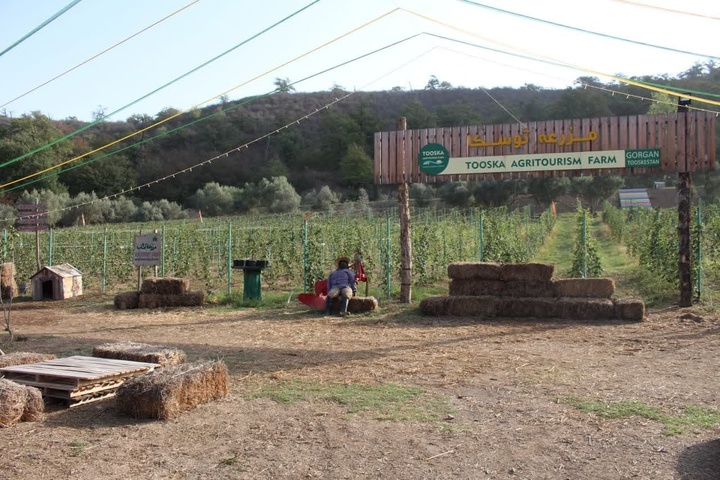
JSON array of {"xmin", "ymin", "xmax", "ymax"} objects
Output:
[{"xmin": 30, "ymin": 263, "xmax": 82, "ymax": 301}]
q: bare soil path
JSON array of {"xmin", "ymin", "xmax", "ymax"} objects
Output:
[{"xmin": 1, "ymin": 297, "xmax": 719, "ymax": 479}]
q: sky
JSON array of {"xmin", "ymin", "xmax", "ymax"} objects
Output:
[{"xmin": 0, "ymin": 0, "xmax": 718, "ymax": 122}]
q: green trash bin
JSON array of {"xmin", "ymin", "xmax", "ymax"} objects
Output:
[{"xmin": 232, "ymin": 259, "xmax": 269, "ymax": 301}]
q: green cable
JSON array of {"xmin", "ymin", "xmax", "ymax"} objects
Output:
[{"xmin": 0, "ymin": 0, "xmax": 82, "ymax": 58}]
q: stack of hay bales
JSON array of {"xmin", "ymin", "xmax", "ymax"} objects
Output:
[
  {"xmin": 115, "ymin": 360, "xmax": 229, "ymax": 420},
  {"xmin": 0, "ymin": 379, "xmax": 43, "ymax": 427},
  {"xmin": 420, "ymin": 262, "xmax": 644, "ymax": 321},
  {"xmin": 114, "ymin": 277, "xmax": 205, "ymax": 309},
  {"xmin": 1, "ymin": 262, "xmax": 17, "ymax": 300},
  {"xmin": 0, "ymin": 352, "xmax": 56, "ymax": 368},
  {"xmin": 92, "ymin": 342, "xmax": 186, "ymax": 367}
]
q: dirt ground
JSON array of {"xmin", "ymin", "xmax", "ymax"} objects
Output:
[{"xmin": 1, "ymin": 296, "xmax": 719, "ymax": 480}]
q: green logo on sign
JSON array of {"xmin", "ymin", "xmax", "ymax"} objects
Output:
[
  {"xmin": 626, "ymin": 149, "xmax": 661, "ymax": 168},
  {"xmin": 419, "ymin": 143, "xmax": 449, "ymax": 175}
]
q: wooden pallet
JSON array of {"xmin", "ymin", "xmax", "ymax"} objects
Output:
[{"xmin": 0, "ymin": 356, "xmax": 159, "ymax": 407}]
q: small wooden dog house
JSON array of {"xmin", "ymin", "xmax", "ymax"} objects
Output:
[{"xmin": 30, "ymin": 263, "xmax": 82, "ymax": 301}]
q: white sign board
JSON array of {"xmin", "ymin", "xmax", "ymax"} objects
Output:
[{"xmin": 133, "ymin": 233, "xmax": 162, "ymax": 266}]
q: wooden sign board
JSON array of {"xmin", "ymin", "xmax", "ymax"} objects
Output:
[
  {"xmin": 16, "ymin": 203, "xmax": 49, "ymax": 232},
  {"xmin": 373, "ymin": 112, "xmax": 716, "ymax": 185}
]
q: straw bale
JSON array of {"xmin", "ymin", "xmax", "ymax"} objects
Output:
[
  {"xmin": 0, "ymin": 379, "xmax": 27, "ymax": 428},
  {"xmin": 347, "ymin": 296, "xmax": 378, "ymax": 312},
  {"xmin": 419, "ymin": 296, "xmax": 450, "ymax": 316},
  {"xmin": 501, "ymin": 263, "xmax": 554, "ymax": 282},
  {"xmin": 496, "ymin": 297, "xmax": 561, "ymax": 319},
  {"xmin": 447, "ymin": 262, "xmax": 501, "ymax": 280},
  {"xmin": 114, "ymin": 291, "xmax": 140, "ymax": 309},
  {"xmin": 0, "ymin": 352, "xmax": 56, "ymax": 368},
  {"xmin": 446, "ymin": 295, "xmax": 498, "ymax": 317},
  {"xmin": 554, "ymin": 278, "xmax": 615, "ymax": 298},
  {"xmin": 449, "ymin": 279, "xmax": 501, "ymax": 296},
  {"xmin": 559, "ymin": 298, "xmax": 615, "ymax": 320},
  {"xmin": 179, "ymin": 291, "xmax": 205, "ymax": 307},
  {"xmin": 93, "ymin": 341, "xmax": 186, "ymax": 367},
  {"xmin": 500, "ymin": 280, "xmax": 556, "ymax": 298},
  {"xmin": 20, "ymin": 386, "xmax": 44, "ymax": 422},
  {"xmin": 1, "ymin": 262, "xmax": 16, "ymax": 279},
  {"xmin": 141, "ymin": 277, "xmax": 189, "ymax": 295},
  {"xmin": 116, "ymin": 360, "xmax": 229, "ymax": 420},
  {"xmin": 614, "ymin": 297, "xmax": 645, "ymax": 321}
]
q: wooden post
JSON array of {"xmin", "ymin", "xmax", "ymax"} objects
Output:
[
  {"xmin": 397, "ymin": 116, "xmax": 412, "ymax": 303},
  {"xmin": 678, "ymin": 99, "xmax": 692, "ymax": 307}
]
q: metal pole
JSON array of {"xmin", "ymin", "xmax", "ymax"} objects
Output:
[
  {"xmin": 386, "ymin": 215, "xmax": 391, "ymax": 299},
  {"xmin": 102, "ymin": 227, "xmax": 107, "ymax": 293},
  {"xmin": 48, "ymin": 227, "xmax": 53, "ymax": 266},
  {"xmin": 479, "ymin": 211, "xmax": 484, "ymax": 261},
  {"xmin": 227, "ymin": 222, "xmax": 232, "ymax": 296},
  {"xmin": 2, "ymin": 228, "xmax": 6, "ymax": 262},
  {"xmin": 161, "ymin": 224, "xmax": 166, "ymax": 277},
  {"xmin": 696, "ymin": 200, "xmax": 702, "ymax": 300},
  {"xmin": 303, "ymin": 216, "xmax": 308, "ymax": 292},
  {"xmin": 582, "ymin": 211, "xmax": 587, "ymax": 278}
]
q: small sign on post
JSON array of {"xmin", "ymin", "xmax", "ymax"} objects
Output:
[
  {"xmin": 16, "ymin": 204, "xmax": 49, "ymax": 232},
  {"xmin": 133, "ymin": 233, "xmax": 162, "ymax": 266}
]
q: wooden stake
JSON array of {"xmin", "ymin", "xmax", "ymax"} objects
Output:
[{"xmin": 397, "ymin": 116, "xmax": 412, "ymax": 303}]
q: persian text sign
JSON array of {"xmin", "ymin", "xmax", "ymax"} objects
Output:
[
  {"xmin": 133, "ymin": 233, "xmax": 162, "ymax": 266},
  {"xmin": 16, "ymin": 203, "xmax": 49, "ymax": 232},
  {"xmin": 419, "ymin": 145, "xmax": 660, "ymax": 175}
]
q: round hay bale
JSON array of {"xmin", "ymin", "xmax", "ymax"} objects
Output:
[
  {"xmin": 114, "ymin": 291, "xmax": 140, "ymax": 310},
  {"xmin": 0, "ymin": 352, "xmax": 57, "ymax": 368},
  {"xmin": 0, "ymin": 379, "xmax": 27, "ymax": 428},
  {"xmin": 20, "ymin": 386, "xmax": 44, "ymax": 422}
]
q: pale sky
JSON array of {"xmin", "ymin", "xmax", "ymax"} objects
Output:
[{"xmin": 0, "ymin": 0, "xmax": 717, "ymax": 121}]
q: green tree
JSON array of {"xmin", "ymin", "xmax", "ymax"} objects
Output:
[
  {"xmin": 528, "ymin": 177, "xmax": 571, "ymax": 206},
  {"xmin": 401, "ymin": 99, "xmax": 437, "ymax": 129},
  {"xmin": 274, "ymin": 77, "xmax": 295, "ymax": 93},
  {"xmin": 551, "ymin": 85, "xmax": 612, "ymax": 119},
  {"xmin": 191, "ymin": 182, "xmax": 240, "ymax": 217},
  {"xmin": 340, "ymin": 143, "xmax": 373, "ymax": 189},
  {"xmin": 571, "ymin": 175, "xmax": 624, "ymax": 212}
]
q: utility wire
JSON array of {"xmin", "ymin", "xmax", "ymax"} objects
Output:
[
  {"xmin": 0, "ymin": 0, "xmax": 201, "ymax": 110},
  {"xmin": 456, "ymin": 0, "xmax": 719, "ymax": 60},
  {"xmin": 613, "ymin": 0, "xmax": 720, "ymax": 20},
  {"xmin": 0, "ymin": 20, "xmax": 409, "ymax": 192},
  {"xmin": 0, "ymin": 0, "xmax": 322, "ymax": 170},
  {"xmin": 0, "ymin": 0, "xmax": 82, "ymax": 58}
]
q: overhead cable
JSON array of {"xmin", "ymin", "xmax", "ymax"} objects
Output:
[{"xmin": 0, "ymin": 0, "xmax": 82, "ymax": 58}]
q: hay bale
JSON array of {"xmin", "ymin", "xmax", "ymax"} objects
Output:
[
  {"xmin": 20, "ymin": 386, "xmax": 44, "ymax": 422},
  {"xmin": 446, "ymin": 295, "xmax": 498, "ymax": 317},
  {"xmin": 179, "ymin": 291, "xmax": 205, "ymax": 307},
  {"xmin": 1, "ymin": 262, "xmax": 17, "ymax": 300},
  {"xmin": 496, "ymin": 297, "xmax": 561, "ymax": 318},
  {"xmin": 554, "ymin": 278, "xmax": 615, "ymax": 298},
  {"xmin": 116, "ymin": 360, "xmax": 229, "ymax": 420},
  {"xmin": 419, "ymin": 296, "xmax": 450, "ymax": 316},
  {"xmin": 114, "ymin": 291, "xmax": 140, "ymax": 309},
  {"xmin": 137, "ymin": 293, "xmax": 162, "ymax": 309},
  {"xmin": 447, "ymin": 262, "xmax": 501, "ymax": 280},
  {"xmin": 93, "ymin": 341, "xmax": 186, "ymax": 367},
  {"xmin": 449, "ymin": 279, "xmax": 502, "ymax": 296},
  {"xmin": 614, "ymin": 297, "xmax": 645, "ymax": 321},
  {"xmin": 500, "ymin": 280, "xmax": 556, "ymax": 298},
  {"xmin": 347, "ymin": 296, "xmax": 378, "ymax": 312},
  {"xmin": 141, "ymin": 277, "xmax": 189, "ymax": 295},
  {"xmin": 0, "ymin": 352, "xmax": 56, "ymax": 368},
  {"xmin": 0, "ymin": 379, "xmax": 27, "ymax": 428},
  {"xmin": 501, "ymin": 263, "xmax": 554, "ymax": 282},
  {"xmin": 559, "ymin": 298, "xmax": 615, "ymax": 320}
]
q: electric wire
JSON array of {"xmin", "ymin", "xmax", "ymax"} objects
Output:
[
  {"xmin": 613, "ymin": 0, "xmax": 720, "ymax": 20},
  {"xmin": 0, "ymin": 0, "xmax": 201, "ymax": 110},
  {"xmin": 0, "ymin": 9, "xmax": 400, "ymax": 190},
  {"xmin": 0, "ymin": 0, "xmax": 322, "ymax": 170},
  {"xmin": 457, "ymin": 0, "xmax": 719, "ymax": 60},
  {"xmin": 0, "ymin": 0, "xmax": 82, "ymax": 58}
]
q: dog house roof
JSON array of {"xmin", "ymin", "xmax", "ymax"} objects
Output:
[{"xmin": 31, "ymin": 263, "xmax": 82, "ymax": 279}]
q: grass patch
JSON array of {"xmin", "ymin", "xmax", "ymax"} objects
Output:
[
  {"xmin": 69, "ymin": 439, "xmax": 89, "ymax": 457},
  {"xmin": 245, "ymin": 380, "xmax": 453, "ymax": 422},
  {"xmin": 217, "ymin": 291, "xmax": 291, "ymax": 309},
  {"xmin": 218, "ymin": 455, "xmax": 245, "ymax": 471},
  {"xmin": 564, "ymin": 398, "xmax": 720, "ymax": 435}
]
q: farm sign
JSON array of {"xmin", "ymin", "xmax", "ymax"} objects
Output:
[
  {"xmin": 418, "ymin": 143, "xmax": 661, "ymax": 176},
  {"xmin": 133, "ymin": 233, "xmax": 162, "ymax": 266},
  {"xmin": 374, "ymin": 112, "xmax": 715, "ymax": 184}
]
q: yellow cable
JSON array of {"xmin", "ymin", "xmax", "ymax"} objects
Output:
[
  {"xmin": 0, "ymin": 8, "xmax": 400, "ymax": 190},
  {"xmin": 402, "ymin": 8, "xmax": 720, "ymax": 108}
]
